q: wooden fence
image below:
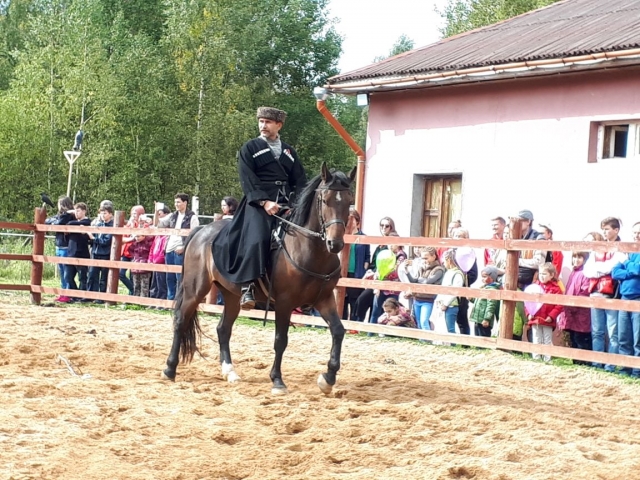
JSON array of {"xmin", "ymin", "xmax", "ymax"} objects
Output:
[{"xmin": 2, "ymin": 209, "xmax": 640, "ymax": 370}]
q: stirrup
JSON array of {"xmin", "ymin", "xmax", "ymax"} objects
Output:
[{"xmin": 240, "ymin": 284, "xmax": 255, "ymax": 310}]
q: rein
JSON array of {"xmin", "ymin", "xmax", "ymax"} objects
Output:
[{"xmin": 267, "ymin": 184, "xmax": 346, "ymax": 310}]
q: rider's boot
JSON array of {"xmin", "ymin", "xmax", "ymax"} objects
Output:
[{"xmin": 240, "ymin": 283, "xmax": 256, "ymax": 310}]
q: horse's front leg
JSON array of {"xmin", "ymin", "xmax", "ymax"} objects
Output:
[
  {"xmin": 217, "ymin": 292, "xmax": 241, "ymax": 383},
  {"xmin": 269, "ymin": 304, "xmax": 291, "ymax": 395},
  {"xmin": 314, "ymin": 294, "xmax": 345, "ymax": 395}
]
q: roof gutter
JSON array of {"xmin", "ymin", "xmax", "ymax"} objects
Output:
[
  {"xmin": 326, "ymin": 48, "xmax": 640, "ymax": 94},
  {"xmin": 314, "ymin": 88, "xmax": 366, "ymax": 219}
]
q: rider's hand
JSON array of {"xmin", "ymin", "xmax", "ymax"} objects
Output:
[{"xmin": 263, "ymin": 201, "xmax": 280, "ymax": 215}]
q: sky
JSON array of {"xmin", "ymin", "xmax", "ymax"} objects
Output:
[{"xmin": 328, "ymin": 0, "xmax": 451, "ymax": 74}]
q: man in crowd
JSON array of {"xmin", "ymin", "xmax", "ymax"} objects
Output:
[
  {"xmin": 157, "ymin": 193, "xmax": 199, "ymax": 301},
  {"xmin": 484, "ymin": 216, "xmax": 506, "ymax": 266},
  {"xmin": 517, "ymin": 209, "xmax": 546, "ymax": 290},
  {"xmin": 585, "ymin": 216, "xmax": 625, "ymax": 370},
  {"xmin": 213, "ymin": 106, "xmax": 307, "ymax": 309},
  {"xmin": 612, "ymin": 221, "xmax": 640, "ymax": 377}
]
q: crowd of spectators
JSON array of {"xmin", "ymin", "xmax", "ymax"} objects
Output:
[
  {"xmin": 342, "ymin": 209, "xmax": 640, "ymax": 375},
  {"xmin": 44, "ymin": 193, "xmax": 207, "ymax": 306}
]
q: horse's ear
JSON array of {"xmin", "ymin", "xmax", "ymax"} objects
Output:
[
  {"xmin": 348, "ymin": 166, "xmax": 357, "ymax": 183},
  {"xmin": 321, "ymin": 162, "xmax": 332, "ymax": 183}
]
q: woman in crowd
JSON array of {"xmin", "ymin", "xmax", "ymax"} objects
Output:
[
  {"xmin": 221, "ymin": 196, "xmax": 239, "ymax": 220},
  {"xmin": 45, "ymin": 195, "xmax": 76, "ymax": 301},
  {"xmin": 343, "ymin": 208, "xmax": 370, "ymax": 321},
  {"xmin": 403, "ymin": 247, "xmax": 445, "ymax": 331},
  {"xmin": 434, "ymin": 250, "xmax": 466, "ymax": 334},
  {"xmin": 353, "ymin": 216, "xmax": 398, "ymax": 322}
]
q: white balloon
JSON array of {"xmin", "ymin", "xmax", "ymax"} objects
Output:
[{"xmin": 455, "ymin": 247, "xmax": 476, "ymax": 273}]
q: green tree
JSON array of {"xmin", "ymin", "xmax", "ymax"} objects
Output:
[
  {"xmin": 373, "ymin": 34, "xmax": 415, "ymax": 62},
  {"xmin": 0, "ymin": 0, "xmax": 349, "ymax": 220},
  {"xmin": 438, "ymin": 0, "xmax": 560, "ymax": 37}
]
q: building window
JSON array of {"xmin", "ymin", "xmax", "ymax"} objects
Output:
[{"xmin": 589, "ymin": 121, "xmax": 640, "ymax": 162}]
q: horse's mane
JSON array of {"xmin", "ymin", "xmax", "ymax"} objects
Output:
[{"xmin": 290, "ymin": 170, "xmax": 351, "ymax": 226}]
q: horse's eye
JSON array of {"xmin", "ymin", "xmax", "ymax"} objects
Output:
[{"xmin": 322, "ymin": 198, "xmax": 328, "ymax": 205}]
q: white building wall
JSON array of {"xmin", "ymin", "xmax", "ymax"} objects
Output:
[{"xmin": 363, "ymin": 116, "xmax": 640, "ymax": 244}]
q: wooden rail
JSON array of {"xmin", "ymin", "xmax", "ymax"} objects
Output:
[{"xmin": 2, "ymin": 212, "xmax": 640, "ymax": 370}]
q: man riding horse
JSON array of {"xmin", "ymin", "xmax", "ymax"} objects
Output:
[{"xmin": 213, "ymin": 107, "xmax": 307, "ymax": 309}]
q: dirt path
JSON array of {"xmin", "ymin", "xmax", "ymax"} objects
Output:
[{"xmin": 1, "ymin": 297, "xmax": 639, "ymax": 480}]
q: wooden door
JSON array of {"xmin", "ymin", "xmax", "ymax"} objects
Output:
[{"xmin": 422, "ymin": 176, "xmax": 462, "ymax": 238}]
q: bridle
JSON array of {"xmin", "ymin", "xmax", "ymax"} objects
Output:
[{"xmin": 274, "ymin": 185, "xmax": 349, "ymax": 241}]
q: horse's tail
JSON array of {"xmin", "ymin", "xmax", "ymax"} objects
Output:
[{"xmin": 173, "ymin": 224, "xmax": 206, "ymax": 364}]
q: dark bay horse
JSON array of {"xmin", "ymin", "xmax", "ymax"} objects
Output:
[{"xmin": 162, "ymin": 163, "xmax": 355, "ymax": 395}]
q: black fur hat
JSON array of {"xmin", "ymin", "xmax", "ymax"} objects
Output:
[{"xmin": 256, "ymin": 106, "xmax": 287, "ymax": 123}]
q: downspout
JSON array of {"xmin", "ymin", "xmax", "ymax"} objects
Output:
[{"xmin": 315, "ymin": 97, "xmax": 366, "ymax": 218}]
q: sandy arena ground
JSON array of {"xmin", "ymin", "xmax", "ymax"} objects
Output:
[{"xmin": 1, "ymin": 295, "xmax": 640, "ymax": 480}]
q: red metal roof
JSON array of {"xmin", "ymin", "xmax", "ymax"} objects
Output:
[{"xmin": 328, "ymin": 0, "xmax": 640, "ymax": 86}]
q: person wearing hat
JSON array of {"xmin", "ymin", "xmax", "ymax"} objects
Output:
[
  {"xmin": 213, "ymin": 106, "xmax": 307, "ymax": 309},
  {"xmin": 517, "ymin": 209, "xmax": 547, "ymax": 290}
]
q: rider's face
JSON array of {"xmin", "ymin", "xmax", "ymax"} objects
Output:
[{"xmin": 259, "ymin": 118, "xmax": 282, "ymax": 141}]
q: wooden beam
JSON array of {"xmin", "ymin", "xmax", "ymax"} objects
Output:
[{"xmin": 29, "ymin": 207, "xmax": 46, "ymax": 305}]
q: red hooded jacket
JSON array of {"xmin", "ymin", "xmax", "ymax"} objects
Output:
[{"xmin": 527, "ymin": 280, "xmax": 563, "ymax": 328}]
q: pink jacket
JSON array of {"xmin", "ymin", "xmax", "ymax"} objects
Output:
[
  {"xmin": 563, "ymin": 265, "xmax": 591, "ymax": 333},
  {"xmin": 149, "ymin": 235, "xmax": 168, "ymax": 264}
]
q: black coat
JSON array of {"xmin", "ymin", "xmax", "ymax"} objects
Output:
[
  {"xmin": 66, "ymin": 217, "xmax": 92, "ymax": 258},
  {"xmin": 213, "ymin": 137, "xmax": 307, "ymax": 284}
]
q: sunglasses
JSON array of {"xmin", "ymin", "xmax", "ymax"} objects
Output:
[{"xmin": 380, "ymin": 223, "xmax": 391, "ymax": 228}]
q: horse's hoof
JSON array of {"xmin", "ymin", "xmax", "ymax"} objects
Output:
[
  {"xmin": 271, "ymin": 386, "xmax": 288, "ymax": 395},
  {"xmin": 221, "ymin": 362, "xmax": 241, "ymax": 383},
  {"xmin": 161, "ymin": 370, "xmax": 175, "ymax": 382},
  {"xmin": 317, "ymin": 374, "xmax": 333, "ymax": 395}
]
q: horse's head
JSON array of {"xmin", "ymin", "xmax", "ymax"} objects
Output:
[{"xmin": 316, "ymin": 162, "xmax": 356, "ymax": 254}]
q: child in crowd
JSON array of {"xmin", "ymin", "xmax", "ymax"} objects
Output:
[
  {"xmin": 64, "ymin": 202, "xmax": 92, "ymax": 302},
  {"xmin": 87, "ymin": 204, "xmax": 114, "ymax": 300},
  {"xmin": 563, "ymin": 252, "xmax": 592, "ymax": 364},
  {"xmin": 378, "ymin": 298, "xmax": 416, "ymax": 328},
  {"xmin": 390, "ymin": 243, "xmax": 407, "ymax": 264},
  {"xmin": 130, "ymin": 215, "xmax": 154, "ymax": 297},
  {"xmin": 434, "ymin": 249, "xmax": 466, "ymax": 334},
  {"xmin": 403, "ymin": 247, "xmax": 445, "ymax": 331},
  {"xmin": 470, "ymin": 266, "xmax": 501, "ymax": 337},
  {"xmin": 527, "ymin": 262, "xmax": 563, "ymax": 361},
  {"xmin": 368, "ymin": 235, "xmax": 404, "ymax": 332}
]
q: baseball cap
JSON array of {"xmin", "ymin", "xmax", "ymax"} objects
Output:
[{"xmin": 518, "ymin": 209, "xmax": 534, "ymax": 222}]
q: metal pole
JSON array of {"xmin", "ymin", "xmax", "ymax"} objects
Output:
[{"xmin": 66, "ymin": 161, "xmax": 74, "ymax": 197}]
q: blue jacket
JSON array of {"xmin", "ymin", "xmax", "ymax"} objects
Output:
[
  {"xmin": 611, "ymin": 253, "xmax": 640, "ymax": 300},
  {"xmin": 350, "ymin": 231, "xmax": 371, "ymax": 279},
  {"xmin": 91, "ymin": 218, "xmax": 114, "ymax": 257}
]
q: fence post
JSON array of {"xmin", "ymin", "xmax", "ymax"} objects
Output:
[
  {"xmin": 498, "ymin": 218, "xmax": 522, "ymax": 340},
  {"xmin": 106, "ymin": 211, "xmax": 125, "ymax": 306},
  {"xmin": 29, "ymin": 207, "xmax": 47, "ymax": 305},
  {"xmin": 336, "ymin": 244, "xmax": 349, "ymax": 319}
]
